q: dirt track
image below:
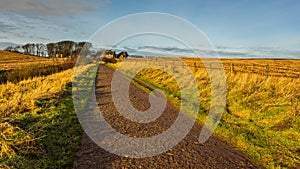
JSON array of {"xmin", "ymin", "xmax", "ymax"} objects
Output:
[{"xmin": 73, "ymin": 65, "xmax": 262, "ymax": 169}]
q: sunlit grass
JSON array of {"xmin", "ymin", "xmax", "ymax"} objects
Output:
[
  {"xmin": 0, "ymin": 62, "xmax": 94, "ymax": 168},
  {"xmin": 0, "ymin": 51, "xmax": 64, "ymax": 71}
]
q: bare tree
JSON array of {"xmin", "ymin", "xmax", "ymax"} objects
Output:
[
  {"xmin": 36, "ymin": 43, "xmax": 46, "ymax": 57},
  {"xmin": 46, "ymin": 43, "xmax": 56, "ymax": 58}
]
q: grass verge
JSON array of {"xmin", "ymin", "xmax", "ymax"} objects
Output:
[
  {"xmin": 0, "ymin": 65, "xmax": 95, "ymax": 168},
  {"xmin": 0, "ymin": 84, "xmax": 82, "ymax": 169}
]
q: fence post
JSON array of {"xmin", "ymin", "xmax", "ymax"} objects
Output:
[{"xmin": 230, "ymin": 63, "xmax": 234, "ymax": 74}]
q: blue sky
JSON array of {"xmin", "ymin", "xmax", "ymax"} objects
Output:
[{"xmin": 0, "ymin": 0, "xmax": 299, "ymax": 58}]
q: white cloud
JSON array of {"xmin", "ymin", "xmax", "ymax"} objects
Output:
[
  {"xmin": 0, "ymin": 0, "xmax": 110, "ymax": 17},
  {"xmin": 112, "ymin": 45, "xmax": 300, "ymax": 59}
]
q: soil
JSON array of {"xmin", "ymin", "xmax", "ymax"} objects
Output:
[{"xmin": 73, "ymin": 65, "xmax": 263, "ymax": 169}]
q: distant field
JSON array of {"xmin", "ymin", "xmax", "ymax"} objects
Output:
[
  {"xmin": 107, "ymin": 57, "xmax": 300, "ymax": 169},
  {"xmin": 0, "ymin": 51, "xmax": 58, "ymax": 71},
  {"xmin": 0, "ymin": 51, "xmax": 75, "ymax": 83},
  {"xmin": 184, "ymin": 58, "xmax": 300, "ymax": 78},
  {"xmin": 123, "ymin": 57, "xmax": 300, "ymax": 78}
]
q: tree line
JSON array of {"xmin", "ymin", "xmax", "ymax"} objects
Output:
[{"xmin": 4, "ymin": 40, "xmax": 93, "ymax": 58}]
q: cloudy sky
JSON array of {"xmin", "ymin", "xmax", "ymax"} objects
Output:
[{"xmin": 0, "ymin": 0, "xmax": 299, "ymax": 58}]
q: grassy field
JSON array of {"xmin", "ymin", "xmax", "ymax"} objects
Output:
[
  {"xmin": 0, "ymin": 51, "xmax": 92, "ymax": 168},
  {"xmin": 0, "ymin": 51, "xmax": 75, "ymax": 83},
  {"xmin": 107, "ymin": 58, "xmax": 300, "ymax": 169},
  {"xmin": 0, "ymin": 51, "xmax": 63, "ymax": 71}
]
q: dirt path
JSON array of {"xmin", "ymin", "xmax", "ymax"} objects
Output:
[{"xmin": 73, "ymin": 65, "xmax": 262, "ymax": 169}]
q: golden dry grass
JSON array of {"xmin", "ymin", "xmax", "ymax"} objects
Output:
[
  {"xmin": 0, "ymin": 51, "xmax": 93, "ymax": 168},
  {"xmin": 0, "ymin": 51, "xmax": 76, "ymax": 83},
  {"xmin": 0, "ymin": 51, "xmax": 63, "ymax": 71},
  {"xmin": 0, "ymin": 69, "xmax": 74, "ymax": 119},
  {"xmin": 0, "ymin": 69, "xmax": 73, "ymax": 159}
]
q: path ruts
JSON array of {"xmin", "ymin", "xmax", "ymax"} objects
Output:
[{"xmin": 73, "ymin": 65, "xmax": 262, "ymax": 169}]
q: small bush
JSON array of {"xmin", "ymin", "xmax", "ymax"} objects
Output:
[{"xmin": 102, "ymin": 57, "xmax": 116, "ymax": 63}]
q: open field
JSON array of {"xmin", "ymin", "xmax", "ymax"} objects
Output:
[
  {"xmin": 0, "ymin": 51, "xmax": 75, "ymax": 83},
  {"xmin": 0, "ymin": 51, "xmax": 60, "ymax": 71},
  {"xmin": 183, "ymin": 58, "xmax": 300, "ymax": 78},
  {"xmin": 107, "ymin": 58, "xmax": 300, "ymax": 169}
]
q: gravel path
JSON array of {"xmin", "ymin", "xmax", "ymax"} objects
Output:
[{"xmin": 73, "ymin": 65, "xmax": 262, "ymax": 169}]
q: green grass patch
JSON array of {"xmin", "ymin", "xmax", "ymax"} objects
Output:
[{"xmin": 0, "ymin": 84, "xmax": 83, "ymax": 169}]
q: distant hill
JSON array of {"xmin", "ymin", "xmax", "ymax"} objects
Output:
[
  {"xmin": 0, "ymin": 50, "xmax": 48, "ymax": 61},
  {"xmin": 0, "ymin": 42, "xmax": 21, "ymax": 50},
  {"xmin": 0, "ymin": 50, "xmax": 54, "ymax": 71}
]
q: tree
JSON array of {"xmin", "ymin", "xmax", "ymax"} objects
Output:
[
  {"xmin": 22, "ymin": 44, "xmax": 30, "ymax": 55},
  {"xmin": 22, "ymin": 43, "xmax": 36, "ymax": 56},
  {"xmin": 4, "ymin": 46, "xmax": 22, "ymax": 53},
  {"xmin": 8, "ymin": 41, "xmax": 94, "ymax": 58},
  {"xmin": 76, "ymin": 42, "xmax": 92, "ymax": 56},
  {"xmin": 22, "ymin": 43, "xmax": 34, "ymax": 55},
  {"xmin": 36, "ymin": 43, "xmax": 46, "ymax": 57},
  {"xmin": 56, "ymin": 40, "xmax": 75, "ymax": 57},
  {"xmin": 116, "ymin": 51, "xmax": 129, "ymax": 59},
  {"xmin": 62, "ymin": 40, "xmax": 76, "ymax": 57},
  {"xmin": 46, "ymin": 43, "xmax": 56, "ymax": 57},
  {"xmin": 4, "ymin": 46, "xmax": 14, "ymax": 52},
  {"xmin": 99, "ymin": 50, "xmax": 117, "ymax": 63}
]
